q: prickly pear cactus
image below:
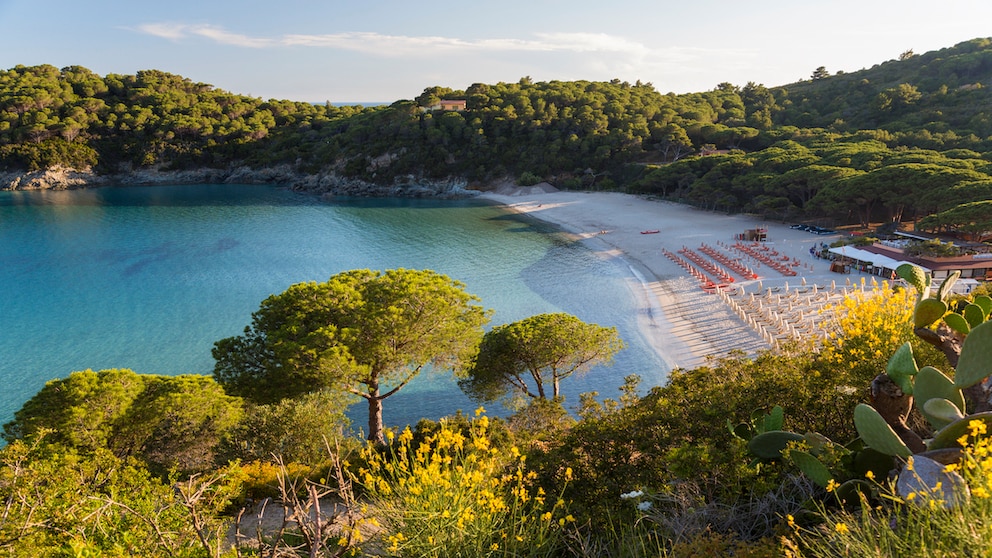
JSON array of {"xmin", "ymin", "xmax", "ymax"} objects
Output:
[
  {"xmin": 853, "ymin": 403, "xmax": 913, "ymax": 458},
  {"xmin": 748, "ymin": 430, "xmax": 805, "ymax": 459}
]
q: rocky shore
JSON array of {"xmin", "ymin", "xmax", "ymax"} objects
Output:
[{"xmin": 0, "ymin": 165, "xmax": 476, "ymax": 199}]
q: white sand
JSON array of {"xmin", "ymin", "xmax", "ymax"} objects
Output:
[{"xmin": 479, "ymin": 190, "xmax": 879, "ymax": 371}]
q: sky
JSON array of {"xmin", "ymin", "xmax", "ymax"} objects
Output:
[{"xmin": 1, "ymin": 0, "xmax": 990, "ymax": 104}]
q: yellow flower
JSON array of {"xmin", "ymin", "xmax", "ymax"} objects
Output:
[
  {"xmin": 825, "ymin": 479, "xmax": 839, "ymax": 492},
  {"xmin": 834, "ymin": 522, "xmax": 849, "ymax": 534},
  {"xmin": 865, "ymin": 470, "xmax": 875, "ymax": 480},
  {"xmin": 969, "ymin": 419, "xmax": 988, "ymax": 437}
]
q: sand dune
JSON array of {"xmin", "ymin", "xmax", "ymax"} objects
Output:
[{"xmin": 481, "ymin": 190, "xmax": 892, "ymax": 371}]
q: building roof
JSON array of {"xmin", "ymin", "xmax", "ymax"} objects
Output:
[
  {"xmin": 828, "ymin": 246, "xmax": 930, "ymax": 272},
  {"xmin": 863, "ymin": 243, "xmax": 992, "ymax": 271}
]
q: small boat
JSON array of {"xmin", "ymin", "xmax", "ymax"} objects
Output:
[{"xmin": 640, "ymin": 230, "xmax": 660, "ymax": 234}]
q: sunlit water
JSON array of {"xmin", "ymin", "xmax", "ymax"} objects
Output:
[{"xmin": 0, "ymin": 184, "xmax": 667, "ymax": 433}]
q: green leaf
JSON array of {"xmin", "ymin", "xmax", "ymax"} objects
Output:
[
  {"xmin": 943, "ymin": 312, "xmax": 971, "ymax": 335},
  {"xmin": 964, "ymin": 303, "xmax": 986, "ymax": 328},
  {"xmin": 936, "ymin": 270, "xmax": 961, "ymax": 303},
  {"xmin": 913, "ymin": 298, "xmax": 947, "ymax": 328},
  {"xmin": 885, "ymin": 342, "xmax": 918, "ymax": 395},
  {"xmin": 954, "ymin": 320, "xmax": 992, "ymax": 389},
  {"xmin": 897, "ymin": 263, "xmax": 928, "ymax": 296},
  {"xmin": 853, "ymin": 403, "xmax": 912, "ymax": 458},
  {"xmin": 973, "ymin": 295, "xmax": 992, "ymax": 318},
  {"xmin": 789, "ymin": 450, "xmax": 832, "ymax": 489}
]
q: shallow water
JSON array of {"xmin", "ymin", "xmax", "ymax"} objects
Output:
[{"xmin": 0, "ymin": 184, "xmax": 667, "ymax": 431}]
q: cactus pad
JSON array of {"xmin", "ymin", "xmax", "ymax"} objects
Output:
[
  {"xmin": 964, "ymin": 303, "xmax": 987, "ymax": 328},
  {"xmin": 788, "ymin": 450, "xmax": 832, "ymax": 488},
  {"xmin": 937, "ymin": 270, "xmax": 961, "ymax": 302},
  {"xmin": 886, "ymin": 342, "xmax": 918, "ymax": 395},
  {"xmin": 922, "ymin": 398, "xmax": 966, "ymax": 430},
  {"xmin": 929, "ymin": 411, "xmax": 992, "ymax": 450},
  {"xmin": 954, "ymin": 320, "xmax": 992, "ymax": 389},
  {"xmin": 854, "ymin": 403, "xmax": 912, "ymax": 458},
  {"xmin": 748, "ymin": 430, "xmax": 805, "ymax": 459},
  {"xmin": 914, "ymin": 366, "xmax": 965, "ymax": 430},
  {"xmin": 974, "ymin": 295, "xmax": 992, "ymax": 318},
  {"xmin": 944, "ymin": 312, "xmax": 971, "ymax": 335},
  {"xmin": 897, "ymin": 263, "xmax": 928, "ymax": 296},
  {"xmin": 913, "ymin": 298, "xmax": 947, "ymax": 329}
]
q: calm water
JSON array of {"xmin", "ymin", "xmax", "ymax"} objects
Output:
[{"xmin": 0, "ymin": 184, "xmax": 666, "ymax": 432}]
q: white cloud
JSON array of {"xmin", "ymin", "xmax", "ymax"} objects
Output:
[
  {"xmin": 134, "ymin": 23, "xmax": 655, "ymax": 57},
  {"xmin": 134, "ymin": 23, "xmax": 274, "ymax": 48}
]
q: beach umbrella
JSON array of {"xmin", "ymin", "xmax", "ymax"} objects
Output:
[{"xmin": 801, "ymin": 277, "xmax": 807, "ymax": 286}]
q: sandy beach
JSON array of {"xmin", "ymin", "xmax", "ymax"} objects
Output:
[{"xmin": 480, "ymin": 189, "xmax": 887, "ymax": 372}]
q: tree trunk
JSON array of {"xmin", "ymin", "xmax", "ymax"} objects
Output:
[{"xmin": 367, "ymin": 387, "xmax": 384, "ymax": 444}]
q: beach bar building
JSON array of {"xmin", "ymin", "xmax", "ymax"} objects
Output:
[
  {"xmin": 862, "ymin": 243, "xmax": 992, "ymax": 282},
  {"xmin": 827, "ymin": 245, "xmax": 925, "ymax": 279}
]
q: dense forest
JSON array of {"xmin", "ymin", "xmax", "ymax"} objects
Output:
[{"xmin": 3, "ymin": 38, "xmax": 992, "ymax": 233}]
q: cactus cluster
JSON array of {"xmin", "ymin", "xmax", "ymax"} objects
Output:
[
  {"xmin": 740, "ymin": 263, "xmax": 992, "ymax": 508},
  {"xmin": 849, "ymin": 263, "xmax": 992, "ymax": 502},
  {"xmin": 902, "ymin": 265, "xmax": 992, "ymax": 334},
  {"xmin": 737, "ymin": 407, "xmax": 887, "ymax": 505}
]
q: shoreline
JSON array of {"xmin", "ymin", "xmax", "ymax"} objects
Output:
[{"xmin": 479, "ymin": 189, "xmax": 857, "ymax": 372}]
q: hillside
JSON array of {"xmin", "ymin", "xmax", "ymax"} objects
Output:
[{"xmin": 1, "ymin": 38, "xmax": 992, "ymax": 233}]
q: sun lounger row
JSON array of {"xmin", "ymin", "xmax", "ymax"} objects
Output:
[
  {"xmin": 731, "ymin": 242, "xmax": 797, "ymax": 276},
  {"xmin": 662, "ymin": 248, "xmax": 730, "ymax": 292},
  {"xmin": 698, "ymin": 243, "xmax": 760, "ymax": 280},
  {"xmin": 678, "ymin": 247, "xmax": 735, "ymax": 284}
]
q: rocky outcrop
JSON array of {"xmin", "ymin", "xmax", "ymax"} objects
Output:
[
  {"xmin": 0, "ymin": 164, "xmax": 478, "ymax": 199},
  {"xmin": 0, "ymin": 166, "xmax": 108, "ymax": 190}
]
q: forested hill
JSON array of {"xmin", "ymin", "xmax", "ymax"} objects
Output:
[{"xmin": 2, "ymin": 38, "xmax": 992, "ymax": 231}]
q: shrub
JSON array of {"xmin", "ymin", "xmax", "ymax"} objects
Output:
[
  {"xmin": 356, "ymin": 409, "xmax": 573, "ymax": 557},
  {"xmin": 517, "ymin": 171, "xmax": 542, "ymax": 186}
]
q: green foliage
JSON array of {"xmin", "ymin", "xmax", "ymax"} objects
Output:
[
  {"xmin": 0, "ymin": 435, "xmax": 243, "ymax": 556},
  {"xmin": 5, "ymin": 48, "xmax": 992, "ymax": 223},
  {"xmin": 220, "ymin": 391, "xmax": 354, "ymax": 466},
  {"xmin": 532, "ymin": 350, "xmax": 864, "ymax": 524},
  {"xmin": 460, "ymin": 312, "xmax": 623, "ymax": 404},
  {"xmin": 3, "ymin": 369, "xmax": 242, "ymax": 476},
  {"xmin": 213, "ymin": 268, "xmax": 491, "ymax": 443}
]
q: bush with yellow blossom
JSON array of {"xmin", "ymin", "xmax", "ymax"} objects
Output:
[
  {"xmin": 356, "ymin": 408, "xmax": 573, "ymax": 557},
  {"xmin": 818, "ymin": 279, "xmax": 945, "ymax": 384}
]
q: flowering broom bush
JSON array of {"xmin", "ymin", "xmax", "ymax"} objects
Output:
[
  {"xmin": 356, "ymin": 408, "xmax": 573, "ymax": 557},
  {"xmin": 818, "ymin": 279, "xmax": 918, "ymax": 382}
]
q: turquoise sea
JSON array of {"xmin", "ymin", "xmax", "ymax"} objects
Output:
[{"xmin": 0, "ymin": 184, "xmax": 666, "ymax": 432}]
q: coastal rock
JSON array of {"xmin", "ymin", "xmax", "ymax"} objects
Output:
[
  {"xmin": 0, "ymin": 164, "xmax": 478, "ymax": 199},
  {"xmin": 0, "ymin": 166, "xmax": 107, "ymax": 190}
]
